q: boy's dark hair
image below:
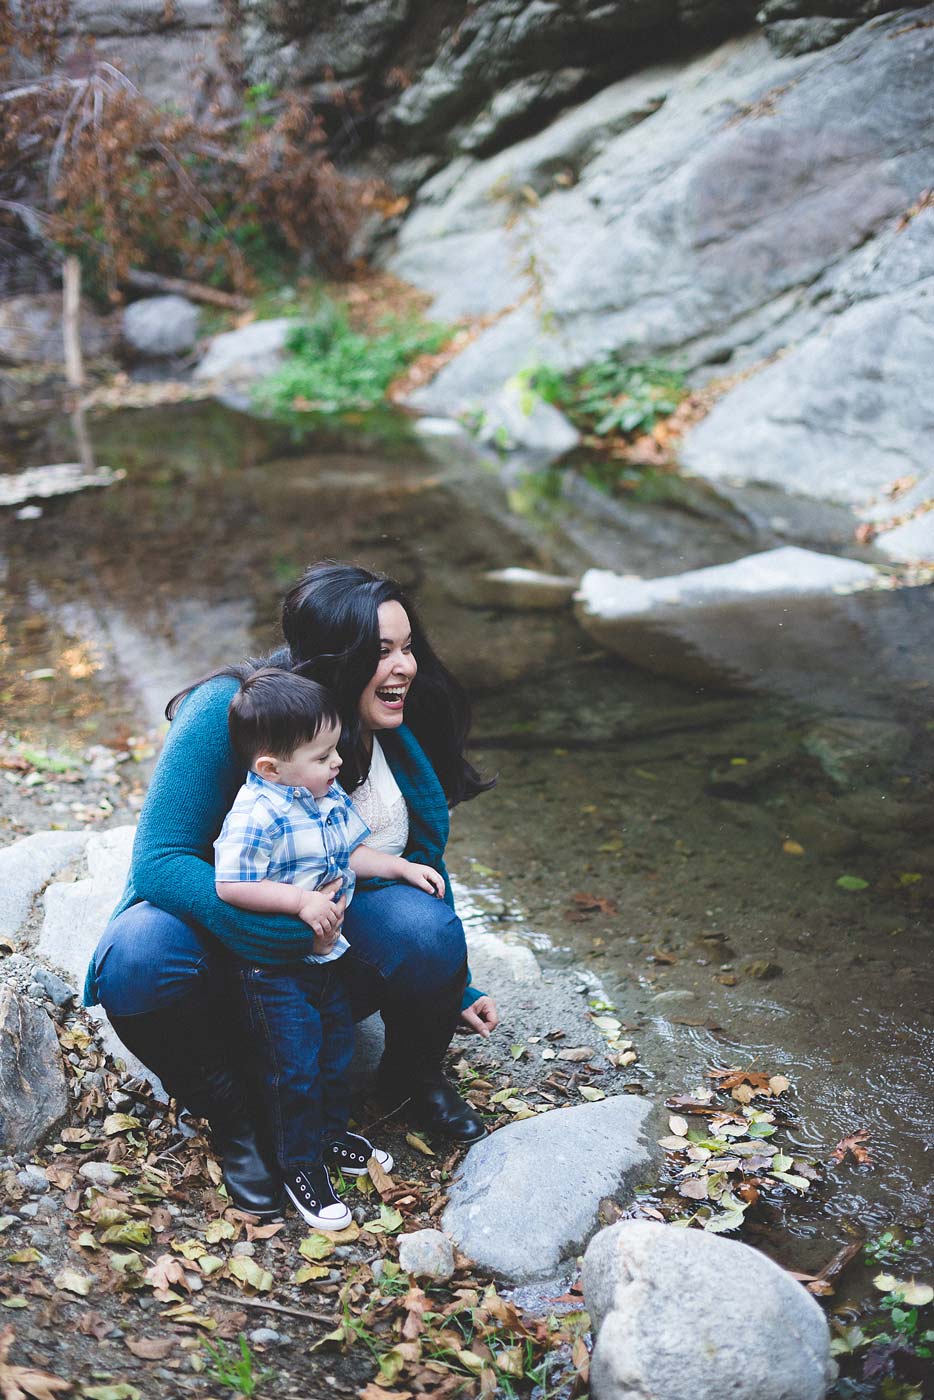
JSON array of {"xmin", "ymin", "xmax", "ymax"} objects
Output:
[{"xmin": 226, "ymin": 666, "xmax": 340, "ymax": 768}]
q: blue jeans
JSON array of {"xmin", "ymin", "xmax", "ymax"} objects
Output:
[
  {"xmin": 234, "ymin": 958, "xmax": 354, "ymax": 1171},
  {"xmin": 89, "ymin": 883, "xmax": 467, "ymax": 1016}
]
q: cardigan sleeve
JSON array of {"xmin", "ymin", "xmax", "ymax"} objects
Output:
[{"xmin": 129, "ymin": 677, "xmax": 319, "ymax": 964}]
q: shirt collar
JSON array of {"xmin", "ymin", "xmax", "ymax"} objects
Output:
[{"xmin": 246, "ymin": 769, "xmax": 343, "ymax": 815}]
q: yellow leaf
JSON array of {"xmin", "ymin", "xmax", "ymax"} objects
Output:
[
  {"xmin": 456, "ymin": 1350, "xmax": 486, "ymax": 1374},
  {"xmin": 197, "ymin": 1255, "xmax": 226, "ymax": 1277},
  {"xmin": 171, "ymin": 1239, "xmax": 207, "ymax": 1260},
  {"xmin": 102, "ymin": 1114, "xmax": 141, "ymax": 1136},
  {"xmin": 299, "ymin": 1234, "xmax": 334, "ymax": 1262},
  {"xmin": 54, "ymin": 1268, "xmax": 93, "ymax": 1296},
  {"xmin": 227, "ymin": 1256, "xmax": 273, "ymax": 1291},
  {"xmin": 580, "ymin": 1086, "xmax": 606, "ymax": 1102},
  {"xmin": 203, "ymin": 1219, "xmax": 235, "ymax": 1244},
  {"xmin": 295, "ymin": 1263, "xmax": 331, "ymax": 1283},
  {"xmin": 405, "ymin": 1133, "xmax": 435, "ymax": 1157}
]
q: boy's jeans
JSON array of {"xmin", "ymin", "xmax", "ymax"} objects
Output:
[{"xmin": 232, "ymin": 958, "xmax": 354, "ymax": 1172}]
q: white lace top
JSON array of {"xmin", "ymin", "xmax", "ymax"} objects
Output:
[{"xmin": 350, "ymin": 738, "xmax": 409, "ymax": 856}]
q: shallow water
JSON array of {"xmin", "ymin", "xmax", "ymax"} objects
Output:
[{"xmin": 2, "ymin": 400, "xmax": 932, "ymax": 1289}]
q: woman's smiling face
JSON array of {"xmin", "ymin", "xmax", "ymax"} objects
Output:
[{"xmin": 358, "ymin": 600, "xmax": 417, "ymax": 734}]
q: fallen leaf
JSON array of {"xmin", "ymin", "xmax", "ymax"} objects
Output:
[
  {"xmin": 404, "ymin": 1131, "xmax": 435, "ymax": 1158},
  {"xmin": 102, "ymin": 1114, "xmax": 141, "ymax": 1137},
  {"xmin": 579, "ymin": 1086, "xmax": 606, "ymax": 1102},
  {"xmin": 658, "ymin": 1135, "xmax": 690, "ymax": 1151},
  {"xmin": 124, "ymin": 1336, "xmax": 175, "ymax": 1360},
  {"xmin": 295, "ymin": 1264, "xmax": 330, "ymax": 1283},
  {"xmin": 368, "ymin": 1156, "xmax": 395, "ymax": 1199},
  {"xmin": 836, "ymin": 875, "xmax": 869, "ymax": 891},
  {"xmin": 782, "ymin": 840, "xmax": 805, "ymax": 856},
  {"xmin": 831, "ymin": 1130, "xmax": 871, "ymax": 1165},
  {"xmin": 227, "ymin": 1257, "xmax": 273, "ymax": 1292},
  {"xmin": 203, "ymin": 1220, "xmax": 235, "ymax": 1244},
  {"xmin": 53, "ymin": 1269, "xmax": 92, "ymax": 1297},
  {"xmin": 768, "ymin": 1075, "xmax": 791, "ymax": 1096},
  {"xmin": 299, "ymin": 1234, "xmax": 334, "ymax": 1262},
  {"xmin": 557, "ymin": 1047, "xmax": 594, "ymax": 1063},
  {"xmin": 873, "ymin": 1275, "xmax": 933, "ymax": 1305},
  {"xmin": 668, "ymin": 1115, "xmax": 689, "ymax": 1137},
  {"xmin": 0, "ymin": 1324, "xmax": 71, "ymax": 1399}
]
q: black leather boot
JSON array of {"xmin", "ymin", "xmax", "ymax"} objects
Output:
[
  {"xmin": 108, "ymin": 991, "xmax": 284, "ymax": 1218},
  {"xmin": 377, "ymin": 960, "xmax": 486, "ymax": 1144}
]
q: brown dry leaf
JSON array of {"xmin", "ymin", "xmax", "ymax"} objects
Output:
[
  {"xmin": 144, "ymin": 1254, "xmax": 189, "ymax": 1300},
  {"xmin": 405, "ymin": 1133, "xmax": 434, "ymax": 1157},
  {"xmin": 358, "ymin": 1387, "xmax": 411, "ymax": 1400},
  {"xmin": 556, "ymin": 1047, "xmax": 594, "ymax": 1063},
  {"xmin": 831, "ymin": 1130, "xmax": 872, "ymax": 1165},
  {"xmin": 401, "ymin": 1285, "xmax": 428, "ymax": 1341},
  {"xmin": 244, "ymin": 1221, "xmax": 285, "ymax": 1242},
  {"xmin": 368, "ymin": 1156, "xmax": 395, "ymax": 1199},
  {"xmin": 0, "ymin": 1326, "xmax": 71, "ymax": 1400},
  {"xmin": 572, "ymin": 1334, "xmax": 590, "ymax": 1385},
  {"xmin": 43, "ymin": 1167, "xmax": 73, "ymax": 1192},
  {"xmin": 709, "ymin": 1068, "xmax": 773, "ymax": 1092},
  {"xmin": 124, "ymin": 1336, "xmax": 176, "ymax": 1360},
  {"xmin": 731, "ymin": 1084, "xmax": 756, "ymax": 1105},
  {"xmin": 677, "ymin": 1178, "xmax": 709, "ymax": 1200},
  {"xmin": 569, "ymin": 891, "xmax": 618, "ymax": 916}
]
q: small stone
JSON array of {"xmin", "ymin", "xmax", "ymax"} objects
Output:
[
  {"xmin": 19, "ymin": 1202, "xmax": 39, "ymax": 1218},
  {"xmin": 16, "ymin": 1166, "xmax": 49, "ymax": 1194},
  {"xmin": 232, "ymin": 1242, "xmax": 256, "ymax": 1257},
  {"xmin": 370, "ymin": 1258, "xmax": 385, "ymax": 1281},
  {"xmin": 78, "ymin": 1161, "xmax": 120, "ymax": 1188},
  {"xmin": 744, "ymin": 959, "xmax": 782, "ymax": 979},
  {"xmin": 29, "ymin": 967, "xmax": 76, "ymax": 1008},
  {"xmin": 110, "ymin": 1091, "xmax": 134, "ymax": 1110},
  {"xmin": 398, "ymin": 1229, "xmax": 456, "ymax": 1282},
  {"xmin": 27, "ymin": 983, "xmax": 46, "ymax": 1002},
  {"xmin": 248, "ymin": 1328, "xmax": 281, "ymax": 1346}
]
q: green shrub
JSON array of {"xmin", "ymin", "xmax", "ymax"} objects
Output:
[
  {"xmin": 527, "ymin": 357, "xmax": 686, "ymax": 439},
  {"xmin": 254, "ymin": 299, "xmax": 450, "ymax": 416}
]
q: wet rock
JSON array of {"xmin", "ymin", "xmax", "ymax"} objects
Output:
[
  {"xmin": 122, "ymin": 295, "xmax": 200, "ymax": 358},
  {"xmin": 0, "ymin": 829, "xmax": 91, "ymax": 939},
  {"xmin": 583, "ymin": 1220, "xmax": 833, "ymax": 1400},
  {"xmin": 443, "ymin": 1095, "xmax": 653, "ymax": 1282},
  {"xmin": 78, "ymin": 1161, "xmax": 121, "ymax": 1189},
  {"xmin": 802, "ymin": 718, "xmax": 911, "ymax": 789},
  {"xmin": 0, "ymin": 293, "xmax": 114, "ymax": 366},
  {"xmin": 0, "ymin": 987, "xmax": 69, "ymax": 1155},
  {"xmin": 29, "ymin": 967, "xmax": 76, "ymax": 1008},
  {"xmin": 473, "ymin": 568, "xmax": 579, "ymax": 611},
  {"xmin": 475, "ymin": 382, "xmax": 579, "ymax": 458},
  {"xmin": 0, "ymin": 463, "xmax": 125, "ymax": 510},
  {"xmin": 466, "ymin": 932, "xmax": 541, "ymax": 986},
  {"xmin": 193, "ymin": 319, "xmax": 293, "ymax": 389},
  {"xmin": 575, "ymin": 547, "xmax": 880, "ymax": 694},
  {"xmin": 398, "ymin": 1228, "xmax": 456, "ymax": 1282}
]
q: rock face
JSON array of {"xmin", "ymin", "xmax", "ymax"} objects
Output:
[
  {"xmin": 0, "ymin": 830, "xmax": 91, "ymax": 941},
  {"xmin": 582, "ymin": 1220, "xmax": 834, "ymax": 1400},
  {"xmin": 443, "ymin": 1095, "xmax": 653, "ymax": 1282},
  {"xmin": 122, "ymin": 295, "xmax": 200, "ymax": 358},
  {"xmin": 38, "ymin": 827, "xmax": 136, "ymax": 999},
  {"xmin": 0, "ymin": 294, "xmax": 114, "ymax": 366},
  {"xmin": 0, "ymin": 986, "xmax": 69, "ymax": 1154}
]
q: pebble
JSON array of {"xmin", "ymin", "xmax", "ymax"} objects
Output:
[
  {"xmin": 35, "ymin": 1197, "xmax": 59, "ymax": 1218},
  {"xmin": 232, "ymin": 1242, "xmax": 256, "ymax": 1257},
  {"xmin": 16, "ymin": 1167, "xmax": 50, "ymax": 1194},
  {"xmin": 27, "ymin": 982, "xmax": 47, "ymax": 1001},
  {"xmin": 397, "ymin": 1228, "xmax": 456, "ymax": 1282},
  {"xmin": 110, "ymin": 1091, "xmax": 135, "ymax": 1110},
  {"xmin": 19, "ymin": 1203, "xmax": 39, "ymax": 1218},
  {"xmin": 78, "ymin": 1161, "xmax": 120, "ymax": 1188},
  {"xmin": 352, "ymin": 1205, "xmax": 367, "ymax": 1224},
  {"xmin": 370, "ymin": 1258, "xmax": 385, "ymax": 1281},
  {"xmin": 248, "ymin": 1328, "xmax": 281, "ymax": 1346}
]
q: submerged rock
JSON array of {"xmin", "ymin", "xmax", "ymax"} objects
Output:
[
  {"xmin": 583, "ymin": 1220, "xmax": 833, "ymax": 1400},
  {"xmin": 0, "ymin": 986, "xmax": 69, "ymax": 1154},
  {"xmin": 443, "ymin": 1095, "xmax": 653, "ymax": 1282}
]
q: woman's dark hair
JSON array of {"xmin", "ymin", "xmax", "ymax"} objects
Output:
[
  {"xmin": 224, "ymin": 667, "xmax": 340, "ymax": 768},
  {"xmin": 281, "ymin": 561, "xmax": 493, "ymax": 804}
]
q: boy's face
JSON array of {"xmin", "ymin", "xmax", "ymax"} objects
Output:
[{"xmin": 257, "ymin": 720, "xmax": 342, "ymax": 798}]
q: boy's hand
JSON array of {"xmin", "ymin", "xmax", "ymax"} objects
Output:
[
  {"xmin": 297, "ymin": 884, "xmax": 343, "ymax": 937},
  {"xmin": 400, "ymin": 862, "xmax": 445, "ymax": 898}
]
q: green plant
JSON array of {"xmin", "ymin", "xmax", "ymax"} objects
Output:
[
  {"xmin": 254, "ymin": 298, "xmax": 450, "ymax": 416},
  {"xmin": 864, "ymin": 1232, "xmax": 919, "ymax": 1267},
  {"xmin": 202, "ymin": 1334, "xmax": 275, "ymax": 1397},
  {"xmin": 573, "ymin": 358, "xmax": 686, "ymax": 436}
]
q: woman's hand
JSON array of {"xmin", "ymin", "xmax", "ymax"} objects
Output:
[
  {"xmin": 459, "ymin": 994, "xmax": 500, "ymax": 1038},
  {"xmin": 400, "ymin": 861, "xmax": 445, "ymax": 898}
]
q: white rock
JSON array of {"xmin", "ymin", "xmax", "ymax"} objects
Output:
[
  {"xmin": 583, "ymin": 1220, "xmax": 833, "ymax": 1400},
  {"xmin": 193, "ymin": 318, "xmax": 293, "ymax": 387},
  {"xmin": 475, "ymin": 380, "xmax": 579, "ymax": 458},
  {"xmin": 398, "ymin": 1229, "xmax": 456, "ymax": 1282},
  {"xmin": 78, "ymin": 1161, "xmax": 120, "ymax": 1188},
  {"xmin": 0, "ymin": 830, "xmax": 91, "ymax": 941},
  {"xmin": 122, "ymin": 295, "xmax": 200, "ymax": 358},
  {"xmin": 466, "ymin": 931, "xmax": 541, "ymax": 985},
  {"xmin": 474, "ymin": 567, "xmax": 578, "ymax": 611}
]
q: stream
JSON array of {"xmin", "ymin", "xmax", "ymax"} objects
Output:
[{"xmin": 2, "ymin": 399, "xmax": 932, "ymax": 1301}]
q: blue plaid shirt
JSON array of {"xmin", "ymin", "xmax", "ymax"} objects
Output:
[{"xmin": 214, "ymin": 771, "xmax": 370, "ymax": 963}]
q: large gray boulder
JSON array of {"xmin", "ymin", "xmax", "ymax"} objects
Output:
[
  {"xmin": 38, "ymin": 827, "xmax": 136, "ymax": 999},
  {"xmin": 443, "ymin": 1095, "xmax": 653, "ymax": 1282},
  {"xmin": 0, "ymin": 293, "xmax": 114, "ymax": 366},
  {"xmin": 583, "ymin": 1220, "xmax": 833, "ymax": 1400},
  {"xmin": 122, "ymin": 295, "xmax": 200, "ymax": 358},
  {"xmin": 0, "ymin": 986, "xmax": 69, "ymax": 1154},
  {"xmin": 0, "ymin": 830, "xmax": 91, "ymax": 941}
]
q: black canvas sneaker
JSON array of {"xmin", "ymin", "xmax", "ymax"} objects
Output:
[
  {"xmin": 284, "ymin": 1163, "xmax": 351, "ymax": 1230},
  {"xmin": 325, "ymin": 1131, "xmax": 394, "ymax": 1177}
]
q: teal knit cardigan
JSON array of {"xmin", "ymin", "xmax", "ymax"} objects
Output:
[{"xmin": 83, "ymin": 675, "xmax": 482, "ymax": 1009}]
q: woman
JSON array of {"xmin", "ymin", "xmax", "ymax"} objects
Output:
[{"xmin": 85, "ymin": 562, "xmax": 500, "ymax": 1218}]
